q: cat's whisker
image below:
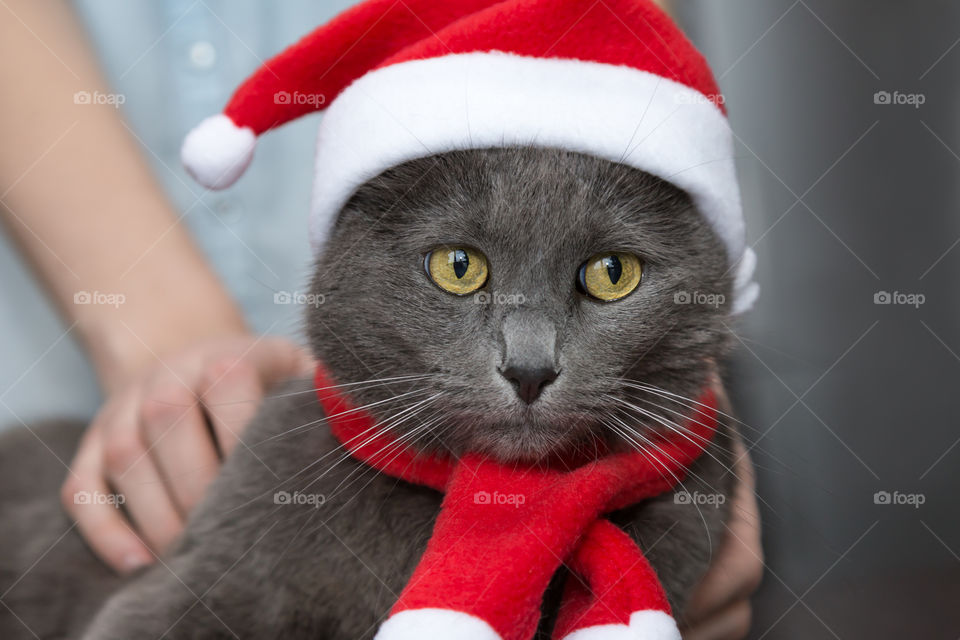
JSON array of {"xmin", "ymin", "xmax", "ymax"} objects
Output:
[
  {"xmin": 610, "ymin": 398, "xmax": 739, "ymax": 466},
  {"xmin": 287, "ymin": 416, "xmax": 408, "ymax": 489},
  {"xmin": 601, "ymin": 412, "xmax": 716, "ymax": 558},
  {"xmin": 226, "ymin": 389, "xmax": 441, "ymax": 514},
  {"xmin": 318, "ymin": 405, "xmax": 449, "ymax": 521},
  {"xmin": 607, "ymin": 403, "xmax": 782, "ymax": 521},
  {"xmin": 326, "ymin": 410, "xmax": 447, "ymax": 503},
  {"xmin": 303, "ymin": 396, "xmax": 442, "ymax": 490},
  {"xmin": 598, "ymin": 414, "xmax": 717, "ymax": 545},
  {"xmin": 366, "ymin": 414, "xmax": 450, "ymax": 493},
  {"xmin": 415, "ymin": 411, "xmax": 452, "ymax": 452},
  {"xmin": 336, "ymin": 393, "xmax": 445, "ymax": 460},
  {"xmin": 412, "ymin": 413, "xmax": 451, "ymax": 452},
  {"xmin": 612, "ymin": 380, "xmax": 791, "ymax": 474},
  {"xmin": 605, "ymin": 395, "xmax": 717, "ymax": 448},
  {"xmin": 606, "ymin": 395, "xmax": 745, "ymax": 489},
  {"xmin": 303, "ymin": 373, "xmax": 440, "ymax": 395},
  {"xmin": 625, "ymin": 408, "xmax": 739, "ymax": 482},
  {"xmin": 606, "ymin": 376, "xmax": 743, "ymax": 449},
  {"xmin": 259, "ymin": 387, "xmax": 433, "ymax": 444},
  {"xmin": 623, "ymin": 394, "xmax": 750, "ymax": 459},
  {"xmin": 310, "ymin": 393, "xmax": 445, "ymax": 496},
  {"xmin": 256, "ymin": 392, "xmax": 424, "ymax": 448},
  {"xmin": 362, "ymin": 408, "xmax": 445, "ymax": 470},
  {"xmin": 604, "ymin": 407, "xmax": 736, "ymax": 511},
  {"xmin": 611, "ymin": 377, "xmax": 760, "ymax": 436},
  {"xmin": 602, "ymin": 413, "xmax": 684, "ymax": 485},
  {"xmin": 598, "ymin": 412, "xmax": 674, "ymax": 483},
  {"xmin": 207, "ymin": 373, "xmax": 439, "ymax": 407},
  {"xmin": 321, "ymin": 409, "xmax": 442, "ymax": 497}
]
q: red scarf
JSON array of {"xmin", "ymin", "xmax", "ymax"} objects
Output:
[{"xmin": 314, "ymin": 367, "xmax": 717, "ymax": 640}]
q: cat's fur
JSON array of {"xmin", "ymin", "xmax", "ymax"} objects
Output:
[{"xmin": 0, "ymin": 148, "xmax": 737, "ymax": 639}]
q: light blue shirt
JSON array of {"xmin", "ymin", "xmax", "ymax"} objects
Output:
[{"xmin": 0, "ymin": 1, "xmax": 357, "ymax": 425}]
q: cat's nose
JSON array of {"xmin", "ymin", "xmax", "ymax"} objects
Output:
[{"xmin": 500, "ymin": 365, "xmax": 559, "ymax": 404}]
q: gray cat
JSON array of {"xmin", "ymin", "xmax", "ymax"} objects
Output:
[{"xmin": 0, "ymin": 147, "xmax": 738, "ymax": 639}]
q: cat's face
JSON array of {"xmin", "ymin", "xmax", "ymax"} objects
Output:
[{"xmin": 308, "ymin": 148, "xmax": 733, "ymax": 462}]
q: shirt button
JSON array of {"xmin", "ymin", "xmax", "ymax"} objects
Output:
[{"xmin": 189, "ymin": 41, "xmax": 217, "ymax": 70}]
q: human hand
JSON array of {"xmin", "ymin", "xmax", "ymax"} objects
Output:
[
  {"xmin": 681, "ymin": 436, "xmax": 763, "ymax": 639},
  {"xmin": 61, "ymin": 335, "xmax": 313, "ymax": 573}
]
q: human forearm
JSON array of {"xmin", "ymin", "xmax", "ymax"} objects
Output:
[{"xmin": 0, "ymin": 0, "xmax": 247, "ymax": 392}]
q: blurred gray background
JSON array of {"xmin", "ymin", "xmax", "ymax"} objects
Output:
[{"xmin": 676, "ymin": 0, "xmax": 960, "ymax": 637}]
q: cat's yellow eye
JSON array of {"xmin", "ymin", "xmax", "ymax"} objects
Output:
[
  {"xmin": 425, "ymin": 246, "xmax": 489, "ymax": 295},
  {"xmin": 578, "ymin": 252, "xmax": 642, "ymax": 302}
]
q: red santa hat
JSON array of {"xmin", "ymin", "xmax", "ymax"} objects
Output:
[{"xmin": 181, "ymin": 0, "xmax": 758, "ymax": 311}]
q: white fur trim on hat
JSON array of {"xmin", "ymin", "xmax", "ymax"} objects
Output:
[
  {"xmin": 307, "ymin": 51, "xmax": 754, "ymax": 310},
  {"xmin": 374, "ymin": 608, "xmax": 502, "ymax": 640},
  {"xmin": 731, "ymin": 247, "xmax": 759, "ymax": 313},
  {"xmin": 181, "ymin": 114, "xmax": 256, "ymax": 190},
  {"xmin": 561, "ymin": 609, "xmax": 681, "ymax": 640}
]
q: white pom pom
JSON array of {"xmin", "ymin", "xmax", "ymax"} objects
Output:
[{"xmin": 181, "ymin": 114, "xmax": 256, "ymax": 190}]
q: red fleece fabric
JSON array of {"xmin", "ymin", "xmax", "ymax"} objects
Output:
[
  {"xmin": 553, "ymin": 519, "xmax": 671, "ymax": 637},
  {"xmin": 314, "ymin": 367, "xmax": 718, "ymax": 639},
  {"xmin": 225, "ymin": 0, "xmax": 502, "ymax": 134},
  {"xmin": 223, "ymin": 0, "xmax": 722, "ymax": 135}
]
